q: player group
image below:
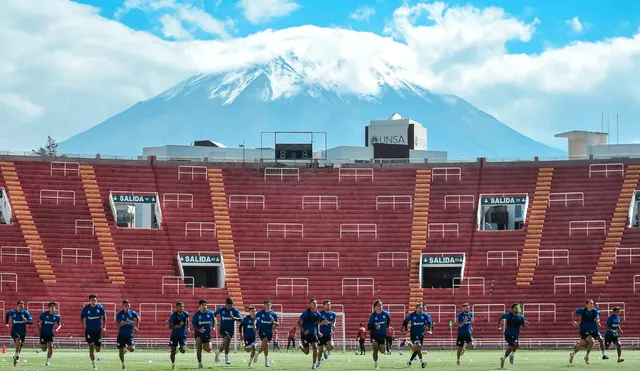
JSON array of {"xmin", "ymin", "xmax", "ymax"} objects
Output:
[{"xmin": 4, "ymin": 295, "xmax": 625, "ymax": 370}]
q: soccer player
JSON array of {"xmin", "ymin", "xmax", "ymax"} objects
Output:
[
  {"xmin": 356, "ymin": 323, "xmax": 367, "ymax": 355},
  {"xmin": 192, "ymin": 299, "xmax": 215, "ymax": 369},
  {"xmin": 168, "ymin": 302, "xmax": 190, "ymax": 370},
  {"xmin": 273, "ymin": 329, "xmax": 281, "ymax": 350},
  {"xmin": 570, "ymin": 299, "xmax": 601, "ymax": 364},
  {"xmin": 5, "ymin": 300, "xmax": 33, "ymax": 367},
  {"xmin": 456, "ymin": 302, "xmax": 474, "ymax": 366},
  {"xmin": 254, "ymin": 299, "xmax": 279, "ymax": 367},
  {"xmin": 402, "ymin": 302, "xmax": 432, "ymax": 368},
  {"xmin": 213, "ymin": 297, "xmax": 243, "ymax": 364},
  {"xmin": 385, "ymin": 325, "xmax": 395, "ymax": 355},
  {"xmin": 239, "ymin": 306, "xmax": 258, "ymax": 366},
  {"xmin": 318, "ymin": 299, "xmax": 337, "ymax": 362},
  {"xmin": 368, "ymin": 299, "xmax": 391, "ymax": 369},
  {"xmin": 604, "ymin": 307, "xmax": 624, "ymax": 363},
  {"xmin": 594, "ymin": 302, "xmax": 609, "ymax": 360},
  {"xmin": 498, "ymin": 304, "xmax": 528, "ymax": 369},
  {"xmin": 116, "ymin": 300, "xmax": 140, "ymax": 370},
  {"xmin": 299, "ymin": 298, "xmax": 321, "ymax": 369},
  {"xmin": 39, "ymin": 302, "xmax": 62, "ymax": 366},
  {"xmin": 286, "ymin": 325, "xmax": 297, "ymax": 351},
  {"xmin": 81, "ymin": 293, "xmax": 106, "ymax": 370}
]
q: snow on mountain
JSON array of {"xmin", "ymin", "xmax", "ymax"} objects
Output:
[{"xmin": 59, "ymin": 55, "xmax": 564, "ymax": 158}]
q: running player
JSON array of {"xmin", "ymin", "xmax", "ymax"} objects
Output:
[
  {"xmin": 168, "ymin": 302, "xmax": 190, "ymax": 370},
  {"xmin": 81, "ymin": 293, "xmax": 106, "ymax": 370},
  {"xmin": 385, "ymin": 325, "xmax": 395, "ymax": 355},
  {"xmin": 456, "ymin": 302, "xmax": 474, "ymax": 366},
  {"xmin": 273, "ymin": 329, "xmax": 281, "ymax": 350},
  {"xmin": 214, "ymin": 297, "xmax": 243, "ymax": 364},
  {"xmin": 39, "ymin": 302, "xmax": 62, "ymax": 366},
  {"xmin": 239, "ymin": 306, "xmax": 258, "ymax": 366},
  {"xmin": 604, "ymin": 307, "xmax": 624, "ymax": 363},
  {"xmin": 498, "ymin": 304, "xmax": 528, "ymax": 369},
  {"xmin": 402, "ymin": 302, "xmax": 433, "ymax": 368},
  {"xmin": 286, "ymin": 325, "xmax": 297, "ymax": 352},
  {"xmin": 5, "ymin": 300, "xmax": 33, "ymax": 367},
  {"xmin": 116, "ymin": 300, "xmax": 140, "ymax": 370},
  {"xmin": 570, "ymin": 299, "xmax": 600, "ymax": 364},
  {"xmin": 368, "ymin": 300, "xmax": 391, "ymax": 369},
  {"xmin": 192, "ymin": 299, "xmax": 215, "ymax": 369},
  {"xmin": 318, "ymin": 299, "xmax": 337, "ymax": 362},
  {"xmin": 299, "ymin": 298, "xmax": 321, "ymax": 369},
  {"xmin": 254, "ymin": 299, "xmax": 279, "ymax": 367},
  {"xmin": 357, "ymin": 323, "xmax": 367, "ymax": 355},
  {"xmin": 594, "ymin": 302, "xmax": 609, "ymax": 360}
]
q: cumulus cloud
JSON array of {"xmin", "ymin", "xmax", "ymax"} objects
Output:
[
  {"xmin": 351, "ymin": 6, "xmax": 376, "ymax": 22},
  {"xmin": 238, "ymin": 0, "xmax": 300, "ymax": 24},
  {"xmin": 566, "ymin": 16, "xmax": 584, "ymax": 33},
  {"xmin": 160, "ymin": 14, "xmax": 192, "ymax": 40},
  {"xmin": 1, "ymin": 0, "xmax": 640, "ymax": 151}
]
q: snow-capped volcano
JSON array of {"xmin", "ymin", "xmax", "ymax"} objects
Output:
[{"xmin": 59, "ymin": 55, "xmax": 564, "ymax": 158}]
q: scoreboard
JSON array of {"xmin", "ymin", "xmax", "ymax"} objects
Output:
[{"xmin": 275, "ymin": 143, "xmax": 312, "ymax": 160}]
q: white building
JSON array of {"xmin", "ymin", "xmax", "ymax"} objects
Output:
[{"xmin": 555, "ymin": 131, "xmax": 640, "ymax": 158}]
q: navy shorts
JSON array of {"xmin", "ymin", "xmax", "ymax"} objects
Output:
[
  {"xmin": 194, "ymin": 334, "xmax": 211, "ymax": 343},
  {"xmin": 219, "ymin": 328, "xmax": 234, "ymax": 338},
  {"xmin": 244, "ymin": 337, "xmax": 257, "ymax": 348},
  {"xmin": 580, "ymin": 329, "xmax": 600, "ymax": 340},
  {"xmin": 604, "ymin": 332, "xmax": 620, "ymax": 346},
  {"xmin": 301, "ymin": 333, "xmax": 318, "ymax": 348},
  {"xmin": 371, "ymin": 334, "xmax": 386, "ymax": 346},
  {"xmin": 11, "ymin": 332, "xmax": 26, "ymax": 343},
  {"xmin": 410, "ymin": 334, "xmax": 424, "ymax": 345},
  {"xmin": 259, "ymin": 332, "xmax": 273, "ymax": 342},
  {"xmin": 85, "ymin": 330, "xmax": 102, "ymax": 347},
  {"xmin": 169, "ymin": 336, "xmax": 187, "ymax": 348},
  {"xmin": 456, "ymin": 334, "xmax": 474, "ymax": 347},
  {"xmin": 504, "ymin": 334, "xmax": 519, "ymax": 347},
  {"xmin": 117, "ymin": 335, "xmax": 136, "ymax": 349},
  {"xmin": 40, "ymin": 334, "xmax": 55, "ymax": 345},
  {"xmin": 319, "ymin": 334, "xmax": 332, "ymax": 346}
]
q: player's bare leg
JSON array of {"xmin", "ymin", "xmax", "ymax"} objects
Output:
[{"xmin": 195, "ymin": 337, "xmax": 204, "ymax": 368}]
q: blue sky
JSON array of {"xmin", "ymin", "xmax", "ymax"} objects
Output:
[{"xmin": 2, "ymin": 0, "xmax": 640, "ymax": 153}]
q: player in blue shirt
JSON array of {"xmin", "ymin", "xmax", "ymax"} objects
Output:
[
  {"xmin": 368, "ymin": 299, "xmax": 391, "ymax": 369},
  {"xmin": 298, "ymin": 298, "xmax": 322, "ymax": 369},
  {"xmin": 594, "ymin": 302, "xmax": 609, "ymax": 360},
  {"xmin": 168, "ymin": 301, "xmax": 190, "ymax": 370},
  {"xmin": 239, "ymin": 306, "xmax": 258, "ymax": 366},
  {"xmin": 604, "ymin": 306, "xmax": 624, "ymax": 363},
  {"xmin": 39, "ymin": 302, "xmax": 62, "ymax": 366},
  {"xmin": 498, "ymin": 304, "xmax": 528, "ymax": 369},
  {"xmin": 402, "ymin": 302, "xmax": 433, "ymax": 368},
  {"xmin": 318, "ymin": 299, "xmax": 337, "ymax": 362},
  {"xmin": 116, "ymin": 300, "xmax": 140, "ymax": 370},
  {"xmin": 254, "ymin": 298, "xmax": 279, "ymax": 367},
  {"xmin": 570, "ymin": 299, "xmax": 601, "ymax": 364},
  {"xmin": 214, "ymin": 297, "xmax": 243, "ymax": 364},
  {"xmin": 5, "ymin": 300, "xmax": 33, "ymax": 367},
  {"xmin": 192, "ymin": 299, "xmax": 215, "ymax": 369},
  {"xmin": 81, "ymin": 293, "xmax": 106, "ymax": 370},
  {"xmin": 456, "ymin": 302, "xmax": 474, "ymax": 366}
]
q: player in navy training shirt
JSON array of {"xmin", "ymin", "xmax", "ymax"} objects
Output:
[
  {"xmin": 456, "ymin": 302, "xmax": 474, "ymax": 366},
  {"xmin": 318, "ymin": 299, "xmax": 337, "ymax": 362},
  {"xmin": 168, "ymin": 301, "xmax": 190, "ymax": 370},
  {"xmin": 5, "ymin": 300, "xmax": 33, "ymax": 367},
  {"xmin": 594, "ymin": 302, "xmax": 610, "ymax": 360},
  {"xmin": 402, "ymin": 302, "xmax": 432, "ymax": 368},
  {"xmin": 254, "ymin": 298, "xmax": 279, "ymax": 367},
  {"xmin": 498, "ymin": 304, "xmax": 528, "ymax": 369},
  {"xmin": 191, "ymin": 299, "xmax": 215, "ymax": 369},
  {"xmin": 214, "ymin": 297, "xmax": 243, "ymax": 364},
  {"xmin": 39, "ymin": 302, "xmax": 62, "ymax": 366},
  {"xmin": 80, "ymin": 293, "xmax": 106, "ymax": 370},
  {"xmin": 570, "ymin": 299, "xmax": 601, "ymax": 364},
  {"xmin": 604, "ymin": 306, "xmax": 624, "ymax": 363},
  {"xmin": 368, "ymin": 299, "xmax": 391, "ymax": 369},
  {"xmin": 298, "ymin": 298, "xmax": 322, "ymax": 369},
  {"xmin": 116, "ymin": 299, "xmax": 140, "ymax": 370},
  {"xmin": 239, "ymin": 306, "xmax": 258, "ymax": 366}
]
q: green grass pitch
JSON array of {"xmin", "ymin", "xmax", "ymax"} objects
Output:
[{"xmin": 2, "ymin": 349, "xmax": 637, "ymax": 370}]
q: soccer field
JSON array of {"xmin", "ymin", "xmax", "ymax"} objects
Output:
[{"xmin": 2, "ymin": 349, "xmax": 638, "ymax": 370}]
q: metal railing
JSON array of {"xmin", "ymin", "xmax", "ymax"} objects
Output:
[
  {"xmin": 122, "ymin": 249, "xmax": 154, "ymax": 265},
  {"xmin": 428, "ymin": 223, "xmax": 459, "ymax": 238},
  {"xmin": 75, "ymin": 219, "xmax": 95, "ymax": 235},
  {"xmin": 486, "ymin": 250, "xmax": 518, "ymax": 266},
  {"xmin": 302, "ymin": 195, "xmax": 338, "ymax": 210},
  {"xmin": 178, "ymin": 165, "xmax": 208, "ymax": 180},
  {"xmin": 432, "ymin": 167, "xmax": 461, "ymax": 181},
  {"xmin": 472, "ymin": 304, "xmax": 505, "ymax": 322},
  {"xmin": 553, "ymin": 276, "xmax": 586, "ymax": 294},
  {"xmin": 0, "ymin": 246, "xmax": 31, "ymax": 263},
  {"xmin": 548, "ymin": 192, "xmax": 584, "ymax": 207},
  {"xmin": 27, "ymin": 301, "xmax": 60, "ymax": 314},
  {"xmin": 185, "ymin": 222, "xmax": 216, "ymax": 237},
  {"xmin": 422, "ymin": 304, "xmax": 456, "ymax": 323},
  {"xmin": 308, "ymin": 252, "xmax": 340, "ymax": 267},
  {"xmin": 444, "ymin": 194, "xmax": 475, "ymax": 209},
  {"xmin": 375, "ymin": 195, "xmax": 412, "ymax": 210},
  {"xmin": 61, "ymin": 248, "xmax": 93, "ymax": 264},
  {"xmin": 228, "ymin": 195, "xmax": 265, "ymax": 209},
  {"xmin": 615, "ymin": 247, "xmax": 640, "ymax": 264},
  {"xmin": 569, "ymin": 220, "xmax": 606, "ymax": 236},
  {"xmin": 453, "ymin": 277, "xmax": 485, "ymax": 295},
  {"xmin": 537, "ymin": 249, "xmax": 570, "ymax": 265},
  {"xmin": 40, "ymin": 189, "xmax": 76, "ymax": 205},
  {"xmin": 264, "ymin": 168, "xmax": 299, "ymax": 181},
  {"xmin": 275, "ymin": 277, "xmax": 308, "ymax": 295},
  {"xmin": 50, "ymin": 161, "xmax": 80, "ymax": 177},
  {"xmin": 266, "ymin": 223, "xmax": 303, "ymax": 238},
  {"xmin": 376, "ymin": 252, "xmax": 409, "ymax": 267},
  {"xmin": 238, "ymin": 251, "xmax": 271, "ymax": 267},
  {"xmin": 341, "ymin": 277, "xmax": 374, "ymax": 295},
  {"xmin": 162, "ymin": 276, "xmax": 195, "ymax": 295},
  {"xmin": 139, "ymin": 303, "xmax": 173, "ymax": 321},
  {"xmin": 163, "ymin": 193, "xmax": 194, "ymax": 208},
  {"xmin": 0, "ymin": 273, "xmax": 18, "ymax": 291},
  {"xmin": 523, "ymin": 303, "xmax": 557, "ymax": 322},
  {"xmin": 339, "ymin": 223, "xmax": 377, "ymax": 238},
  {"xmin": 338, "ymin": 168, "xmax": 373, "ymax": 182},
  {"xmin": 589, "ymin": 163, "xmax": 624, "ymax": 178}
]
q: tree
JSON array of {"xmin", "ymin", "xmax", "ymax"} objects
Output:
[{"xmin": 32, "ymin": 136, "xmax": 58, "ymax": 157}]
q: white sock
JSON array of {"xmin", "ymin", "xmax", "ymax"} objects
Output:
[
  {"xmin": 265, "ymin": 356, "xmax": 269, "ymax": 363},
  {"xmin": 47, "ymin": 357, "xmax": 51, "ymax": 361},
  {"xmin": 375, "ymin": 361, "xmax": 378, "ymax": 366},
  {"xmin": 92, "ymin": 361, "xmax": 96, "ymax": 365},
  {"xmin": 602, "ymin": 350, "xmax": 606, "ymax": 356},
  {"xmin": 421, "ymin": 358, "xmax": 425, "ymax": 363},
  {"xmin": 172, "ymin": 362, "xmax": 175, "ymax": 366}
]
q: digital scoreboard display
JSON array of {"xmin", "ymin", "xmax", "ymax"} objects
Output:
[{"xmin": 275, "ymin": 143, "xmax": 312, "ymax": 160}]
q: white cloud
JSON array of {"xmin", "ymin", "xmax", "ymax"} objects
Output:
[
  {"xmin": 566, "ymin": 16, "xmax": 584, "ymax": 33},
  {"xmin": 351, "ymin": 6, "xmax": 376, "ymax": 22},
  {"xmin": 238, "ymin": 0, "xmax": 300, "ymax": 24},
  {"xmin": 2, "ymin": 0, "xmax": 640, "ymax": 152},
  {"xmin": 160, "ymin": 14, "xmax": 192, "ymax": 39}
]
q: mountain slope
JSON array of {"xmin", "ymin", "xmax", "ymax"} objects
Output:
[{"xmin": 59, "ymin": 57, "xmax": 564, "ymax": 158}]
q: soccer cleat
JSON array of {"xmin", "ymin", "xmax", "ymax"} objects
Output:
[
  {"xmin": 456, "ymin": 359, "xmax": 461, "ymax": 366},
  {"xmin": 500, "ymin": 357, "xmax": 505, "ymax": 369},
  {"xmin": 407, "ymin": 361, "xmax": 412, "ymax": 366},
  {"xmin": 323, "ymin": 351, "xmax": 329, "ymax": 360},
  {"xmin": 13, "ymin": 356, "xmax": 17, "ymax": 367},
  {"xmin": 122, "ymin": 364, "xmax": 126, "ymax": 370},
  {"xmin": 198, "ymin": 362, "xmax": 204, "ymax": 369},
  {"xmin": 509, "ymin": 354, "xmax": 514, "ymax": 364},
  {"xmin": 421, "ymin": 362, "xmax": 426, "ymax": 369},
  {"xmin": 569, "ymin": 353, "xmax": 574, "ymax": 363},
  {"xmin": 602, "ymin": 355, "xmax": 609, "ymax": 360},
  {"xmin": 252, "ymin": 355, "xmax": 258, "ymax": 364},
  {"xmin": 266, "ymin": 360, "xmax": 270, "ymax": 367},
  {"xmin": 45, "ymin": 361, "xmax": 50, "ymax": 367},
  {"xmin": 172, "ymin": 365, "xmax": 176, "ymax": 370},
  {"xmin": 226, "ymin": 360, "xmax": 231, "ymax": 365},
  {"xmin": 584, "ymin": 355, "xmax": 590, "ymax": 364},
  {"xmin": 617, "ymin": 359, "xmax": 624, "ymax": 363}
]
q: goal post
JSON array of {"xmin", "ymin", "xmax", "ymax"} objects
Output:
[{"xmin": 274, "ymin": 312, "xmax": 347, "ymax": 352}]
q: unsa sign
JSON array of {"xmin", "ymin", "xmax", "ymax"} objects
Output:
[
  {"xmin": 112, "ymin": 194, "xmax": 157, "ymax": 203},
  {"xmin": 481, "ymin": 197, "xmax": 526, "ymax": 205}
]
